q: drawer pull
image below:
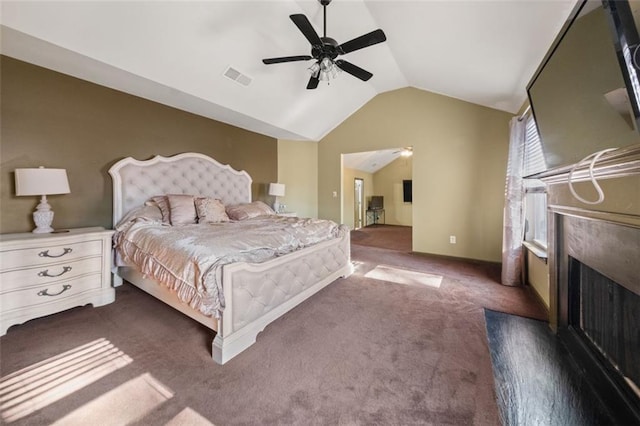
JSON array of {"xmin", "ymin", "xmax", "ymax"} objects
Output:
[
  {"xmin": 38, "ymin": 266, "xmax": 72, "ymax": 278},
  {"xmin": 39, "ymin": 248, "xmax": 73, "ymax": 258},
  {"xmin": 37, "ymin": 284, "xmax": 72, "ymax": 297}
]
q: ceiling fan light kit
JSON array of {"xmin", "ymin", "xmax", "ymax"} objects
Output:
[{"xmin": 262, "ymin": 0, "xmax": 387, "ymax": 89}]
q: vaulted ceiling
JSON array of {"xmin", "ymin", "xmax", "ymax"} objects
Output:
[{"xmin": 1, "ymin": 1, "xmax": 576, "ymax": 141}]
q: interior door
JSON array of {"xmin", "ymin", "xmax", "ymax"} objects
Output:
[{"xmin": 354, "ymin": 178, "xmax": 364, "ymax": 229}]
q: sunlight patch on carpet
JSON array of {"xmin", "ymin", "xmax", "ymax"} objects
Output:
[
  {"xmin": 364, "ymin": 265, "xmax": 442, "ymax": 288},
  {"xmin": 51, "ymin": 373, "xmax": 173, "ymax": 425},
  {"xmin": 0, "ymin": 338, "xmax": 132, "ymax": 423},
  {"xmin": 166, "ymin": 407, "xmax": 215, "ymax": 425}
]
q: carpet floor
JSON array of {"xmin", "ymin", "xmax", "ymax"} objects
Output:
[
  {"xmin": 0, "ymin": 226, "xmax": 547, "ymax": 425},
  {"xmin": 350, "ymin": 224, "xmax": 412, "ymax": 252}
]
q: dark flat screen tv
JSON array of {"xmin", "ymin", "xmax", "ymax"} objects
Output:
[
  {"xmin": 403, "ymin": 180, "xmax": 412, "ymax": 203},
  {"xmin": 527, "ymin": 0, "xmax": 640, "ymax": 172},
  {"xmin": 369, "ymin": 196, "xmax": 383, "ymax": 210}
]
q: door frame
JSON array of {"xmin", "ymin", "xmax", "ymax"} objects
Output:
[{"xmin": 354, "ymin": 178, "xmax": 364, "ymax": 230}]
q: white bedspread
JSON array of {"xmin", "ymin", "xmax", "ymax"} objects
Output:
[{"xmin": 114, "ymin": 215, "xmax": 347, "ymax": 318}]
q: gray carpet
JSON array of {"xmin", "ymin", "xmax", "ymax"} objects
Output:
[{"xmin": 0, "ymin": 230, "xmax": 547, "ymax": 425}]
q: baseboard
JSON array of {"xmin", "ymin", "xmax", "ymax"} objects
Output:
[{"xmin": 410, "ymin": 250, "xmax": 501, "ymax": 267}]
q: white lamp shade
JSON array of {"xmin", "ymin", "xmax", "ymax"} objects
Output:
[
  {"xmin": 15, "ymin": 168, "xmax": 70, "ymax": 196},
  {"xmin": 268, "ymin": 183, "xmax": 285, "ymax": 197}
]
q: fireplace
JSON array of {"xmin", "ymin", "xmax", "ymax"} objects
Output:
[{"xmin": 550, "ymin": 209, "xmax": 640, "ymax": 422}]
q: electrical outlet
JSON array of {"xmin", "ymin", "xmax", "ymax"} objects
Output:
[
  {"xmin": 449, "ymin": 236, "xmax": 456, "ymax": 244},
  {"xmin": 332, "ymin": 191, "xmax": 337, "ymax": 198}
]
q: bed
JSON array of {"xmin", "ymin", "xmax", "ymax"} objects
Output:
[{"xmin": 109, "ymin": 152, "xmax": 353, "ymax": 364}]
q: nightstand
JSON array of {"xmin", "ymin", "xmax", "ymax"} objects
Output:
[
  {"xmin": 0, "ymin": 227, "xmax": 115, "ymax": 335},
  {"xmin": 277, "ymin": 212, "xmax": 297, "ymax": 217}
]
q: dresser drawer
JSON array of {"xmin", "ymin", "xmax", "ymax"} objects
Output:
[
  {"xmin": 0, "ymin": 256, "xmax": 103, "ymax": 292},
  {"xmin": 0, "ymin": 274, "xmax": 103, "ymax": 313},
  {"xmin": 0, "ymin": 239, "xmax": 103, "ymax": 271}
]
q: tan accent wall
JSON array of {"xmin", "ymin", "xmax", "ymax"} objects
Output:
[
  {"xmin": 277, "ymin": 139, "xmax": 318, "ymax": 218},
  {"xmin": 0, "ymin": 56, "xmax": 277, "ymax": 233},
  {"xmin": 319, "ymin": 87, "xmax": 511, "ymax": 262},
  {"xmin": 342, "ymin": 167, "xmax": 374, "ymax": 230},
  {"xmin": 372, "ymin": 157, "xmax": 413, "ymax": 226}
]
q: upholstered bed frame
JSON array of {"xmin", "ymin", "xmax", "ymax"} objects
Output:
[{"xmin": 109, "ymin": 152, "xmax": 353, "ymax": 364}]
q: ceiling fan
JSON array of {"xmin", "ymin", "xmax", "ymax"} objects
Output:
[{"xmin": 262, "ymin": 0, "xmax": 387, "ymax": 89}]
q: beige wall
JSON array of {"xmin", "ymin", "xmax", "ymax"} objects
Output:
[
  {"xmin": 527, "ymin": 252, "xmax": 550, "ymax": 308},
  {"xmin": 372, "ymin": 157, "xmax": 412, "ymax": 226},
  {"xmin": 0, "ymin": 56, "xmax": 277, "ymax": 233},
  {"xmin": 342, "ymin": 167, "xmax": 373, "ymax": 230},
  {"xmin": 277, "ymin": 139, "xmax": 318, "ymax": 218},
  {"xmin": 319, "ymin": 87, "xmax": 511, "ymax": 262}
]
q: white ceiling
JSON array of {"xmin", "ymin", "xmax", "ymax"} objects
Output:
[
  {"xmin": 0, "ymin": 0, "xmax": 577, "ymax": 142},
  {"xmin": 343, "ymin": 148, "xmax": 411, "ymax": 173}
]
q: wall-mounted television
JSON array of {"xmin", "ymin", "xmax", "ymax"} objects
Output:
[
  {"xmin": 527, "ymin": 0, "xmax": 640, "ymax": 172},
  {"xmin": 403, "ymin": 180, "xmax": 412, "ymax": 203},
  {"xmin": 369, "ymin": 195, "xmax": 383, "ymax": 210}
]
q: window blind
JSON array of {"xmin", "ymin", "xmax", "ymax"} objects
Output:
[{"xmin": 523, "ymin": 115, "xmax": 546, "ymax": 177}]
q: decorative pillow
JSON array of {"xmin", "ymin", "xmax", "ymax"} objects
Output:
[
  {"xmin": 226, "ymin": 201, "xmax": 275, "ymax": 221},
  {"xmin": 195, "ymin": 197, "xmax": 229, "ymax": 224},
  {"xmin": 166, "ymin": 194, "xmax": 197, "ymax": 225},
  {"xmin": 147, "ymin": 196, "xmax": 171, "ymax": 224}
]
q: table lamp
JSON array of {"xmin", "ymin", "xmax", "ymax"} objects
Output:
[
  {"xmin": 268, "ymin": 183, "xmax": 285, "ymax": 213},
  {"xmin": 15, "ymin": 167, "xmax": 70, "ymax": 233}
]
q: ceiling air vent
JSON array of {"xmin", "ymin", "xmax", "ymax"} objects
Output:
[{"xmin": 223, "ymin": 66, "xmax": 252, "ymax": 87}]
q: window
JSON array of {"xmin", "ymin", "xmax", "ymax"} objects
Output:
[
  {"xmin": 525, "ymin": 190, "xmax": 547, "ymax": 248},
  {"xmin": 523, "ymin": 115, "xmax": 548, "ymax": 252}
]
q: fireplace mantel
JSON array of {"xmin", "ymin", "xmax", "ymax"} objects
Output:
[
  {"xmin": 547, "ymin": 206, "xmax": 640, "ymax": 421},
  {"xmin": 528, "ymin": 143, "xmax": 640, "ymax": 421},
  {"xmin": 532, "ymin": 145, "xmax": 640, "ymax": 184}
]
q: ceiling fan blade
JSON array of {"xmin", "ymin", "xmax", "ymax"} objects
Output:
[
  {"xmin": 262, "ymin": 55, "xmax": 313, "ymax": 65},
  {"xmin": 290, "ymin": 14, "xmax": 323, "ymax": 47},
  {"xmin": 335, "ymin": 60, "xmax": 373, "ymax": 81},
  {"xmin": 307, "ymin": 75, "xmax": 320, "ymax": 89},
  {"xmin": 339, "ymin": 29, "xmax": 387, "ymax": 54}
]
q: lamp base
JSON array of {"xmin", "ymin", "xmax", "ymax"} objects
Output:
[
  {"xmin": 32, "ymin": 195, "xmax": 55, "ymax": 233},
  {"xmin": 33, "ymin": 210, "xmax": 54, "ymax": 233},
  {"xmin": 273, "ymin": 199, "xmax": 281, "ymax": 214}
]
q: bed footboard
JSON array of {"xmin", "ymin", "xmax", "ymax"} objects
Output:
[
  {"xmin": 114, "ymin": 232, "xmax": 352, "ymax": 365},
  {"xmin": 213, "ymin": 231, "xmax": 352, "ymax": 364}
]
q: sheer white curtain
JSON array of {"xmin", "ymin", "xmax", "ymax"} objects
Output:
[{"xmin": 501, "ymin": 116, "xmax": 526, "ymax": 286}]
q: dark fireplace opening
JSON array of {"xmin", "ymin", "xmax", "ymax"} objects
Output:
[
  {"xmin": 553, "ymin": 212, "xmax": 640, "ymax": 423},
  {"xmin": 568, "ymin": 258, "xmax": 640, "ymax": 402}
]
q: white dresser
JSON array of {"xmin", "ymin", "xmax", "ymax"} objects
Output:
[{"xmin": 0, "ymin": 227, "xmax": 115, "ymax": 335}]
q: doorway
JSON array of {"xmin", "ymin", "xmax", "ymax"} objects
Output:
[{"xmin": 354, "ymin": 178, "xmax": 364, "ymax": 230}]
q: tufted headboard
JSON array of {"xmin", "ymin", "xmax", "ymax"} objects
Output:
[{"xmin": 109, "ymin": 152, "xmax": 252, "ymax": 226}]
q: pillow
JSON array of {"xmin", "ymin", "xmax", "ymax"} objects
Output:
[
  {"xmin": 226, "ymin": 201, "xmax": 275, "ymax": 221},
  {"xmin": 195, "ymin": 197, "xmax": 229, "ymax": 224},
  {"xmin": 147, "ymin": 196, "xmax": 171, "ymax": 224},
  {"xmin": 115, "ymin": 205, "xmax": 164, "ymax": 231},
  {"xmin": 166, "ymin": 194, "xmax": 197, "ymax": 225}
]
